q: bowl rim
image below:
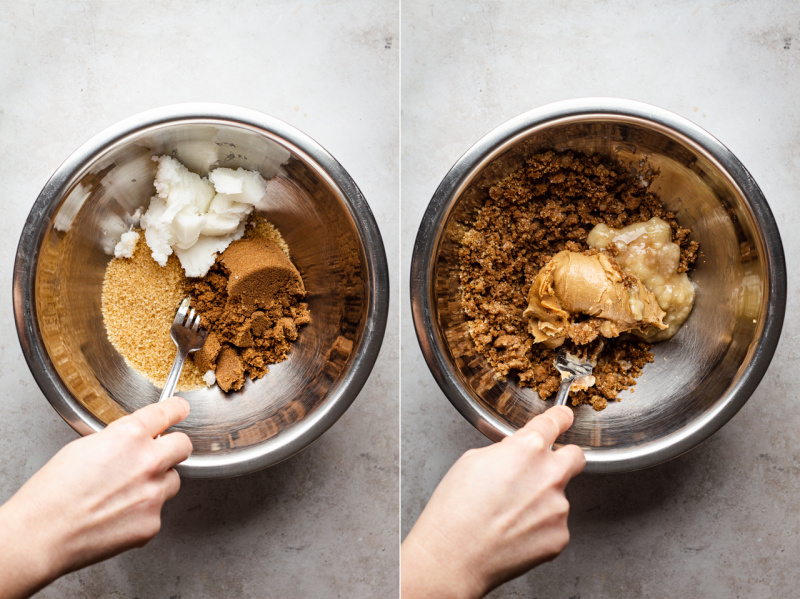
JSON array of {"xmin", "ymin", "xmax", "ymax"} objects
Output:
[
  {"xmin": 410, "ymin": 97, "xmax": 787, "ymax": 473},
  {"xmin": 13, "ymin": 102, "xmax": 390, "ymax": 479}
]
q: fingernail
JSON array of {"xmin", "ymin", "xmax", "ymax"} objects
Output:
[{"xmin": 173, "ymin": 396, "xmax": 190, "ymax": 414}]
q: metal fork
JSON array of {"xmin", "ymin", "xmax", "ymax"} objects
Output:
[
  {"xmin": 158, "ymin": 298, "xmax": 208, "ymax": 403},
  {"xmin": 553, "ymin": 349, "xmax": 595, "ymax": 407},
  {"xmin": 550, "ymin": 349, "xmax": 595, "ymax": 450}
]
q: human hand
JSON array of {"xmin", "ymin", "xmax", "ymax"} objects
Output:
[
  {"xmin": 0, "ymin": 397, "xmax": 193, "ymax": 599},
  {"xmin": 401, "ymin": 405, "xmax": 586, "ymax": 599}
]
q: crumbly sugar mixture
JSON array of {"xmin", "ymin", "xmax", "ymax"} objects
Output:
[
  {"xmin": 458, "ymin": 150, "xmax": 698, "ymax": 410},
  {"xmin": 102, "ymin": 235, "xmax": 207, "ymax": 390}
]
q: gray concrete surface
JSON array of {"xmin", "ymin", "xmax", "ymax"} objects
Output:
[
  {"xmin": 1, "ymin": 1, "xmax": 398, "ymax": 597},
  {"xmin": 401, "ymin": 1, "xmax": 800, "ymax": 598}
]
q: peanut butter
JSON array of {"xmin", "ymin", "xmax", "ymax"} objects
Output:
[{"xmin": 524, "ymin": 251, "xmax": 666, "ymax": 348}]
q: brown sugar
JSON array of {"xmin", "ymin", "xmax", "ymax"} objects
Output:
[
  {"xmin": 458, "ymin": 150, "xmax": 698, "ymax": 410},
  {"xmin": 215, "ymin": 346, "xmax": 246, "ymax": 392},
  {"xmin": 186, "ymin": 233, "xmax": 311, "ymax": 392},
  {"xmin": 101, "ymin": 233, "xmax": 207, "ymax": 390},
  {"xmin": 193, "ymin": 331, "xmax": 222, "ymax": 372},
  {"xmin": 221, "ymin": 236, "xmax": 305, "ymax": 311}
]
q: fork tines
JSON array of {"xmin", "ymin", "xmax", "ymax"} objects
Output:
[
  {"xmin": 175, "ymin": 297, "xmax": 202, "ymax": 331},
  {"xmin": 174, "ymin": 298, "xmax": 191, "ymax": 325}
]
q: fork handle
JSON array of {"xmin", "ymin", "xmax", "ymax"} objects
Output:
[
  {"xmin": 554, "ymin": 376, "xmax": 575, "ymax": 407},
  {"xmin": 550, "ymin": 376, "xmax": 575, "ymax": 450},
  {"xmin": 158, "ymin": 347, "xmax": 189, "ymax": 403}
]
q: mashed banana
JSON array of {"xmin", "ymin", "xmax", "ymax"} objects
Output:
[{"xmin": 587, "ymin": 217, "xmax": 695, "ymax": 341}]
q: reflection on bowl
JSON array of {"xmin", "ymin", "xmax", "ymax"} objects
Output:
[
  {"xmin": 411, "ymin": 98, "xmax": 785, "ymax": 473},
  {"xmin": 14, "ymin": 104, "xmax": 389, "ymax": 478}
]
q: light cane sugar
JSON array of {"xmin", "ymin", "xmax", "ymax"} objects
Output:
[{"xmin": 101, "ymin": 234, "xmax": 207, "ymax": 390}]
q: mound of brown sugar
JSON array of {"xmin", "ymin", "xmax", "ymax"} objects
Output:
[
  {"xmin": 187, "ymin": 236, "xmax": 310, "ymax": 392},
  {"xmin": 458, "ymin": 150, "xmax": 698, "ymax": 410}
]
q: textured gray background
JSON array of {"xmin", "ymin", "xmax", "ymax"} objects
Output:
[
  {"xmin": 401, "ymin": 1, "xmax": 800, "ymax": 598},
  {"xmin": 4, "ymin": 0, "xmax": 800, "ymax": 597},
  {"xmin": 0, "ymin": 1, "xmax": 398, "ymax": 597}
]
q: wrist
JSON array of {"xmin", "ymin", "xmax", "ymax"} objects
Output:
[
  {"xmin": 0, "ymin": 495, "xmax": 64, "ymax": 598},
  {"xmin": 402, "ymin": 526, "xmax": 488, "ymax": 599}
]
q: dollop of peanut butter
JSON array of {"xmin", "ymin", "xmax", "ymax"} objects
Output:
[{"xmin": 523, "ymin": 250, "xmax": 667, "ymax": 348}]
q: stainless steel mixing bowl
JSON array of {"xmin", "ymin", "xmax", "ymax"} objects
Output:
[
  {"xmin": 14, "ymin": 103, "xmax": 389, "ymax": 478},
  {"xmin": 410, "ymin": 98, "xmax": 786, "ymax": 473}
]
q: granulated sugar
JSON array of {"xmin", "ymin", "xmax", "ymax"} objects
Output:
[
  {"xmin": 247, "ymin": 213, "xmax": 290, "ymax": 256},
  {"xmin": 102, "ymin": 234, "xmax": 207, "ymax": 390}
]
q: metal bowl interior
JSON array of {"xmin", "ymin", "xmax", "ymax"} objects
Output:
[
  {"xmin": 15, "ymin": 104, "xmax": 388, "ymax": 478},
  {"xmin": 411, "ymin": 99, "xmax": 785, "ymax": 473}
]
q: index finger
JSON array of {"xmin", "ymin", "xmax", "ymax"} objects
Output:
[
  {"xmin": 516, "ymin": 405, "xmax": 574, "ymax": 445},
  {"xmin": 130, "ymin": 396, "xmax": 191, "ymax": 438}
]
